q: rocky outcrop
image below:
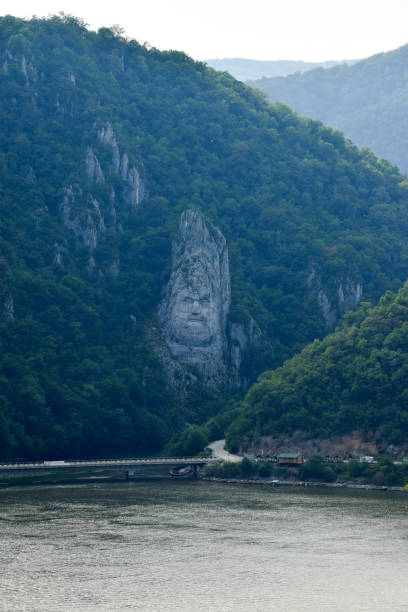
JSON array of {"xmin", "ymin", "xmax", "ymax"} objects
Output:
[
  {"xmin": 338, "ymin": 280, "xmax": 363, "ymax": 312},
  {"xmin": 307, "ymin": 269, "xmax": 363, "ymax": 326},
  {"xmin": 97, "ymin": 123, "xmax": 147, "ymax": 207},
  {"xmin": 157, "ymin": 210, "xmax": 231, "ymax": 389},
  {"xmin": 98, "ymin": 123, "xmax": 120, "ymax": 172},
  {"xmin": 2, "ymin": 295, "xmax": 14, "ymax": 322},
  {"xmin": 53, "ymin": 243, "xmax": 66, "ymax": 266},
  {"xmin": 85, "ymin": 147, "xmax": 105, "ymax": 183},
  {"xmin": 121, "ymin": 155, "xmax": 146, "ymax": 209},
  {"xmin": 109, "ymin": 258, "xmax": 120, "ymax": 278},
  {"xmin": 26, "ymin": 167, "xmax": 36, "ymax": 182},
  {"xmin": 2, "ymin": 46, "xmax": 37, "ymax": 86},
  {"xmin": 229, "ymin": 318, "xmax": 262, "ymax": 388},
  {"xmin": 60, "ymin": 186, "xmax": 105, "ymax": 251}
]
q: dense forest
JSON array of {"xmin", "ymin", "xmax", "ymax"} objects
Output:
[
  {"xmin": 226, "ymin": 284, "xmax": 408, "ymax": 453},
  {"xmin": 1, "ymin": 15, "xmax": 408, "ymax": 459},
  {"xmin": 205, "ymin": 58, "xmax": 352, "ymax": 82},
  {"xmin": 248, "ymin": 43, "xmax": 408, "ymax": 173}
]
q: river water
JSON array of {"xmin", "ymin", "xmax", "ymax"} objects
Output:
[{"xmin": 0, "ymin": 476, "xmax": 407, "ymax": 611}]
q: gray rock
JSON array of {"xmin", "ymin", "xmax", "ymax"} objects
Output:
[
  {"xmin": 53, "ymin": 243, "xmax": 65, "ymax": 266},
  {"xmin": 158, "ymin": 210, "xmax": 231, "ymax": 388},
  {"xmin": 31, "ymin": 206, "xmax": 48, "ymax": 229},
  {"xmin": 307, "ymin": 268, "xmax": 363, "ymax": 325},
  {"xmin": 60, "ymin": 186, "xmax": 105, "ymax": 251},
  {"xmin": 98, "ymin": 123, "xmax": 120, "ymax": 172},
  {"xmin": 317, "ymin": 290, "xmax": 337, "ymax": 326},
  {"xmin": 26, "ymin": 167, "xmax": 36, "ymax": 182},
  {"xmin": 21, "ymin": 55, "xmax": 28, "ymax": 79},
  {"xmin": 120, "ymin": 153, "xmax": 146, "ymax": 207},
  {"xmin": 120, "ymin": 153, "xmax": 147, "ymax": 209},
  {"xmin": 123, "ymin": 165, "xmax": 146, "ymax": 209},
  {"xmin": 229, "ymin": 318, "xmax": 262, "ymax": 387},
  {"xmin": 20, "ymin": 55, "xmax": 37, "ymax": 85},
  {"xmin": 338, "ymin": 280, "xmax": 363, "ymax": 312},
  {"xmin": 85, "ymin": 147, "xmax": 105, "ymax": 183},
  {"xmin": 97, "ymin": 125, "xmax": 147, "ymax": 206},
  {"xmin": 109, "ymin": 258, "xmax": 120, "ymax": 278},
  {"xmin": 2, "ymin": 295, "xmax": 14, "ymax": 322}
]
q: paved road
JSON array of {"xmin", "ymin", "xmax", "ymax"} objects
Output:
[
  {"xmin": 0, "ymin": 457, "xmax": 218, "ymax": 472},
  {"xmin": 208, "ymin": 439, "xmax": 242, "ymax": 463}
]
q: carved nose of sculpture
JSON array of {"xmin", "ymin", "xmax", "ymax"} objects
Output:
[{"xmin": 191, "ymin": 300, "xmax": 200, "ymax": 315}]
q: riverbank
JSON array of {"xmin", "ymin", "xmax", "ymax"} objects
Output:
[{"xmin": 201, "ymin": 476, "xmax": 408, "ymax": 493}]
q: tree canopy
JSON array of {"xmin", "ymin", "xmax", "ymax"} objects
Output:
[
  {"xmin": 226, "ymin": 283, "xmax": 408, "ymax": 451},
  {"xmin": 1, "ymin": 15, "xmax": 408, "ymax": 458}
]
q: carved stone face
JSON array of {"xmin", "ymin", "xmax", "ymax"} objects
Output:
[
  {"xmin": 157, "ymin": 210, "xmax": 231, "ymax": 387},
  {"xmin": 169, "ymin": 260, "xmax": 219, "ymax": 346}
]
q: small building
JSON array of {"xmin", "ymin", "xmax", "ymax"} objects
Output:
[
  {"xmin": 276, "ymin": 452, "xmax": 304, "ymax": 466},
  {"xmin": 359, "ymin": 456, "xmax": 375, "ymax": 463}
]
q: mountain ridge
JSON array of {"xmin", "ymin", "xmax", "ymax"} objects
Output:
[
  {"xmin": 1, "ymin": 15, "xmax": 408, "ymax": 459},
  {"xmin": 247, "ymin": 43, "xmax": 408, "ymax": 173}
]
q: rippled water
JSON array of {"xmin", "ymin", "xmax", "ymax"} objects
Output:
[{"xmin": 0, "ymin": 477, "xmax": 407, "ymax": 611}]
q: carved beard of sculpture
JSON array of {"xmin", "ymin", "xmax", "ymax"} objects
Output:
[{"xmin": 169, "ymin": 259, "xmax": 219, "ymax": 347}]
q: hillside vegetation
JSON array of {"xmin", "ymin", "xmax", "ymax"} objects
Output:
[
  {"xmin": 226, "ymin": 284, "xmax": 408, "ymax": 452},
  {"xmin": 248, "ymin": 44, "xmax": 408, "ymax": 173},
  {"xmin": 2, "ymin": 15, "xmax": 408, "ymax": 459}
]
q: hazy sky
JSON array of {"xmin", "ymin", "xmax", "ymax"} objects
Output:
[{"xmin": 2, "ymin": 0, "xmax": 408, "ymax": 62}]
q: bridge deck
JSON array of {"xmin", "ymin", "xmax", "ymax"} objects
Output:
[{"xmin": 0, "ymin": 457, "xmax": 220, "ymax": 472}]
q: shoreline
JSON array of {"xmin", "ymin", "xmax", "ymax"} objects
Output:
[{"xmin": 200, "ymin": 476, "xmax": 408, "ymax": 493}]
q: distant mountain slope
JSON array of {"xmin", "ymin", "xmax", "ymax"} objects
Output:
[
  {"xmin": 2, "ymin": 16, "xmax": 408, "ymax": 459},
  {"xmin": 247, "ymin": 44, "xmax": 408, "ymax": 173},
  {"xmin": 205, "ymin": 58, "xmax": 353, "ymax": 81},
  {"xmin": 226, "ymin": 283, "xmax": 408, "ymax": 453}
]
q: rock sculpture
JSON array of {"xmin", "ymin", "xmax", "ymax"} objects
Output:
[{"xmin": 158, "ymin": 210, "xmax": 231, "ymax": 388}]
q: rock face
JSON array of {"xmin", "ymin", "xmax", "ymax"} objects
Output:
[
  {"xmin": 85, "ymin": 147, "xmax": 105, "ymax": 183},
  {"xmin": 97, "ymin": 123, "xmax": 147, "ymax": 208},
  {"xmin": 2, "ymin": 295, "xmax": 14, "ymax": 322},
  {"xmin": 158, "ymin": 210, "xmax": 231, "ymax": 389},
  {"xmin": 307, "ymin": 269, "xmax": 363, "ymax": 326},
  {"xmin": 60, "ymin": 185, "xmax": 105, "ymax": 251},
  {"xmin": 229, "ymin": 318, "xmax": 262, "ymax": 388}
]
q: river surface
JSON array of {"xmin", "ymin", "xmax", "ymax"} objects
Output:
[{"xmin": 0, "ymin": 476, "xmax": 407, "ymax": 611}]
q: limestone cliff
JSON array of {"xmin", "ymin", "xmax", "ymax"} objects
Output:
[
  {"xmin": 307, "ymin": 269, "xmax": 363, "ymax": 326},
  {"xmin": 59, "ymin": 185, "xmax": 105, "ymax": 251},
  {"xmin": 97, "ymin": 123, "xmax": 147, "ymax": 208},
  {"xmin": 85, "ymin": 147, "xmax": 105, "ymax": 183}
]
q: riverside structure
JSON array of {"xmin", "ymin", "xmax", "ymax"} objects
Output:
[{"xmin": 0, "ymin": 457, "xmax": 220, "ymax": 480}]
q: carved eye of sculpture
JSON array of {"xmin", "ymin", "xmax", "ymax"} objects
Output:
[{"xmin": 199, "ymin": 297, "xmax": 210, "ymax": 304}]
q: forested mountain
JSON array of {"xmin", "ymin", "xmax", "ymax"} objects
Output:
[
  {"xmin": 2, "ymin": 15, "xmax": 408, "ymax": 460},
  {"xmin": 205, "ymin": 58, "xmax": 352, "ymax": 82},
  {"xmin": 226, "ymin": 283, "xmax": 408, "ymax": 453},
  {"xmin": 247, "ymin": 44, "xmax": 408, "ymax": 173}
]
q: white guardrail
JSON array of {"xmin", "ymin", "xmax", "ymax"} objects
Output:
[{"xmin": 0, "ymin": 457, "xmax": 220, "ymax": 470}]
